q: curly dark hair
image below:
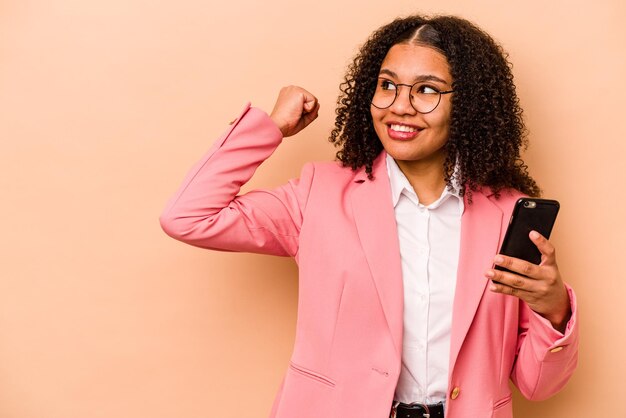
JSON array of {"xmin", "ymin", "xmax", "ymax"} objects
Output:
[{"xmin": 329, "ymin": 15, "xmax": 540, "ymax": 198}]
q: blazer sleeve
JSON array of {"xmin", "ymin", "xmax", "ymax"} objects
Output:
[
  {"xmin": 159, "ymin": 103, "xmax": 314, "ymax": 257},
  {"xmin": 511, "ymin": 283, "xmax": 579, "ymax": 400}
]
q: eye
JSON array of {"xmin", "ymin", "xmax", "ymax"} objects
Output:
[
  {"xmin": 415, "ymin": 84, "xmax": 440, "ymax": 95},
  {"xmin": 379, "ymin": 79, "xmax": 397, "ymax": 91}
]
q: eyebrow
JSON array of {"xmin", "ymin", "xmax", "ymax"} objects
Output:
[{"xmin": 378, "ymin": 68, "xmax": 449, "ymax": 85}]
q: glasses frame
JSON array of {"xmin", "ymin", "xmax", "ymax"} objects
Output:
[{"xmin": 371, "ymin": 78, "xmax": 454, "ymax": 114}]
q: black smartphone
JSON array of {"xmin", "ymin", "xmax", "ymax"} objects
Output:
[{"xmin": 495, "ymin": 198, "xmax": 560, "ymax": 274}]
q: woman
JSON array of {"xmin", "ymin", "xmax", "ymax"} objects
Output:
[{"xmin": 160, "ymin": 15, "xmax": 578, "ymax": 418}]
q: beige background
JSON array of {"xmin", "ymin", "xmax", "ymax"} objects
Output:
[{"xmin": 1, "ymin": 0, "xmax": 624, "ymax": 417}]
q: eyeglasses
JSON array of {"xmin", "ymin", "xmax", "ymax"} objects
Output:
[{"xmin": 371, "ymin": 78, "xmax": 454, "ymax": 114}]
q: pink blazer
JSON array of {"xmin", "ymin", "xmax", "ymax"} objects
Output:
[{"xmin": 160, "ymin": 104, "xmax": 578, "ymax": 418}]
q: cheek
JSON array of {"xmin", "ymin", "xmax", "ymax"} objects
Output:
[
  {"xmin": 423, "ymin": 116, "xmax": 451, "ymax": 149},
  {"xmin": 370, "ymin": 107, "xmax": 386, "ymax": 135},
  {"xmin": 431, "ymin": 109, "xmax": 452, "ymax": 135},
  {"xmin": 370, "ymin": 106, "xmax": 383, "ymax": 122}
]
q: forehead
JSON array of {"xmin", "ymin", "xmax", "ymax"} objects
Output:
[{"xmin": 379, "ymin": 43, "xmax": 451, "ymax": 82}]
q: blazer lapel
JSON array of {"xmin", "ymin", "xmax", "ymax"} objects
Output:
[
  {"xmin": 351, "ymin": 153, "xmax": 404, "ymax": 356},
  {"xmin": 449, "ymin": 189, "xmax": 504, "ymax": 372}
]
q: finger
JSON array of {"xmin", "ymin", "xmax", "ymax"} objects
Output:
[
  {"xmin": 489, "ymin": 280, "xmax": 534, "ymax": 300},
  {"xmin": 303, "ymin": 102, "xmax": 320, "ymax": 122},
  {"xmin": 529, "ymin": 230, "xmax": 557, "ymax": 265},
  {"xmin": 300, "ymin": 89, "xmax": 318, "ymax": 111},
  {"xmin": 487, "ymin": 267, "xmax": 525, "ymax": 288},
  {"xmin": 493, "ymin": 254, "xmax": 541, "ymax": 279},
  {"xmin": 304, "ymin": 97, "xmax": 317, "ymax": 112}
]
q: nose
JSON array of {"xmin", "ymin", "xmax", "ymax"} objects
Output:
[{"xmin": 389, "ymin": 84, "xmax": 417, "ymax": 115}]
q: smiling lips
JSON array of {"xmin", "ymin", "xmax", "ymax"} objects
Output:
[{"xmin": 387, "ymin": 123, "xmax": 422, "ymax": 140}]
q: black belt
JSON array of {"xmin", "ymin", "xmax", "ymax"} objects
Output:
[{"xmin": 390, "ymin": 401, "xmax": 444, "ymax": 418}]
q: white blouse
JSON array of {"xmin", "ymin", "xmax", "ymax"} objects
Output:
[{"xmin": 386, "ymin": 155, "xmax": 464, "ymax": 404}]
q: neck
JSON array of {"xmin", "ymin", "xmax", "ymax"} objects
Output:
[{"xmin": 395, "ymin": 157, "xmax": 447, "ymax": 206}]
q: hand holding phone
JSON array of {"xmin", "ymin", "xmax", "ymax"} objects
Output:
[{"xmin": 487, "ymin": 198, "xmax": 571, "ymax": 332}]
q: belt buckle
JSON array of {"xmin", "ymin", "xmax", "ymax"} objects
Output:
[
  {"xmin": 391, "ymin": 401, "xmax": 431, "ymax": 418},
  {"xmin": 409, "ymin": 402, "xmax": 430, "ymax": 418}
]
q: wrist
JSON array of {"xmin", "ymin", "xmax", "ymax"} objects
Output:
[
  {"xmin": 547, "ymin": 305, "xmax": 572, "ymax": 333},
  {"xmin": 269, "ymin": 113, "xmax": 287, "ymax": 137}
]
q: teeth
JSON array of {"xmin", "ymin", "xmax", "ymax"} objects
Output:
[{"xmin": 390, "ymin": 124, "xmax": 417, "ymax": 133}]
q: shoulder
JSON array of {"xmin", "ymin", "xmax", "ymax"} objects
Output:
[
  {"xmin": 468, "ymin": 186, "xmax": 526, "ymax": 214},
  {"xmin": 296, "ymin": 152, "xmax": 386, "ymax": 193},
  {"xmin": 300, "ymin": 160, "xmax": 362, "ymax": 183},
  {"xmin": 489, "ymin": 188, "xmax": 526, "ymax": 215},
  {"xmin": 491, "ymin": 188, "xmax": 526, "ymax": 203}
]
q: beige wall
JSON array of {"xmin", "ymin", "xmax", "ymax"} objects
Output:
[{"xmin": 1, "ymin": 0, "xmax": 624, "ymax": 417}]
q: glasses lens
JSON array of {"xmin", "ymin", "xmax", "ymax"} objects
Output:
[
  {"xmin": 410, "ymin": 84, "xmax": 441, "ymax": 114},
  {"xmin": 372, "ymin": 79, "xmax": 396, "ymax": 109}
]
